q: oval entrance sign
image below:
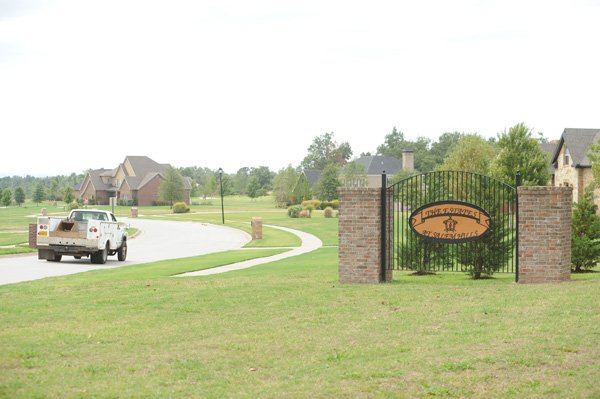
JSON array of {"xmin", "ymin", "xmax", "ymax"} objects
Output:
[{"xmin": 409, "ymin": 201, "xmax": 491, "ymax": 243}]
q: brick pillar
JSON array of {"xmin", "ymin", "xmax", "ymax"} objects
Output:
[
  {"xmin": 338, "ymin": 187, "xmax": 392, "ymax": 283},
  {"xmin": 251, "ymin": 217, "xmax": 263, "ymax": 240},
  {"xmin": 518, "ymin": 186, "xmax": 572, "ymax": 284},
  {"xmin": 29, "ymin": 224, "xmax": 37, "ymax": 248}
]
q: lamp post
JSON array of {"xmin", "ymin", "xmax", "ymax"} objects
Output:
[{"xmin": 218, "ymin": 168, "xmax": 224, "ymax": 224}]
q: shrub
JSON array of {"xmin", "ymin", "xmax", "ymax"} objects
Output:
[
  {"xmin": 301, "ymin": 199, "xmax": 321, "ymax": 209},
  {"xmin": 331, "ymin": 199, "xmax": 340, "ymax": 209},
  {"xmin": 572, "ymin": 184, "xmax": 600, "ymax": 272},
  {"xmin": 67, "ymin": 201, "xmax": 80, "ymax": 211},
  {"xmin": 287, "ymin": 205, "xmax": 303, "ymax": 218},
  {"xmin": 299, "ymin": 209, "xmax": 311, "ymax": 218},
  {"xmin": 304, "ymin": 204, "xmax": 315, "ymax": 215},
  {"xmin": 323, "ymin": 206, "xmax": 334, "ymax": 218},
  {"xmin": 319, "ymin": 201, "xmax": 334, "ymax": 210},
  {"xmin": 172, "ymin": 202, "xmax": 190, "ymax": 213}
]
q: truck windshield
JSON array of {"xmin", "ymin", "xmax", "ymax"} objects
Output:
[{"xmin": 71, "ymin": 211, "xmax": 107, "ymax": 221}]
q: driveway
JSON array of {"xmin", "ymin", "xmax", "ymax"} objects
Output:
[{"xmin": 0, "ymin": 218, "xmax": 250, "ymax": 286}]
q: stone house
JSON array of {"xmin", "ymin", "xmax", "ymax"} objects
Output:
[
  {"xmin": 77, "ymin": 156, "xmax": 192, "ymax": 206},
  {"xmin": 551, "ymin": 128, "xmax": 600, "ymax": 206}
]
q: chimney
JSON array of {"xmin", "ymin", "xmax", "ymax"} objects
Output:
[{"xmin": 402, "ymin": 149, "xmax": 414, "ymax": 171}]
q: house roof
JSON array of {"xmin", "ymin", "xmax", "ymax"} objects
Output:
[
  {"xmin": 540, "ymin": 140, "xmax": 559, "ymax": 174},
  {"xmin": 303, "ymin": 170, "xmax": 322, "ymax": 187},
  {"xmin": 88, "ymin": 169, "xmax": 112, "ymax": 190},
  {"xmin": 551, "ymin": 128, "xmax": 600, "ymax": 167},
  {"xmin": 126, "ymin": 156, "xmax": 168, "ymax": 177},
  {"xmin": 353, "ymin": 155, "xmax": 402, "ymax": 175}
]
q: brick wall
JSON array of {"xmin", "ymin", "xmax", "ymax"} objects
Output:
[
  {"xmin": 338, "ymin": 187, "xmax": 392, "ymax": 283},
  {"xmin": 518, "ymin": 186, "xmax": 572, "ymax": 284}
]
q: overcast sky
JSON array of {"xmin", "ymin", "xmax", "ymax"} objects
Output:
[{"xmin": 1, "ymin": 0, "xmax": 600, "ymax": 177}]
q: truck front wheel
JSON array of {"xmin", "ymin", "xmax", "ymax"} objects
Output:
[{"xmin": 117, "ymin": 240, "xmax": 127, "ymax": 261}]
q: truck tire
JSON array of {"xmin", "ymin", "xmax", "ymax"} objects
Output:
[
  {"xmin": 46, "ymin": 254, "xmax": 62, "ymax": 262},
  {"xmin": 117, "ymin": 240, "xmax": 127, "ymax": 261},
  {"xmin": 91, "ymin": 243, "xmax": 109, "ymax": 264}
]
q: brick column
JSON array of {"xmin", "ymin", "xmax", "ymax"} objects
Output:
[
  {"xmin": 338, "ymin": 187, "xmax": 392, "ymax": 283},
  {"xmin": 518, "ymin": 186, "xmax": 572, "ymax": 284},
  {"xmin": 251, "ymin": 217, "xmax": 263, "ymax": 240}
]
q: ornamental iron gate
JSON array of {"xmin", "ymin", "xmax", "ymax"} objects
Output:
[{"xmin": 382, "ymin": 171, "xmax": 519, "ymax": 278}]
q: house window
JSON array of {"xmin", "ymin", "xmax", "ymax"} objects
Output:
[{"xmin": 564, "ymin": 148, "xmax": 570, "ymax": 166}]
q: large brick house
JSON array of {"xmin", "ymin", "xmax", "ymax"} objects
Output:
[
  {"xmin": 550, "ymin": 128, "xmax": 600, "ymax": 206},
  {"xmin": 77, "ymin": 156, "xmax": 192, "ymax": 206}
]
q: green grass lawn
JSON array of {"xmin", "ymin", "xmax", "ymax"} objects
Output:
[{"xmin": 1, "ymin": 196, "xmax": 599, "ymax": 398}]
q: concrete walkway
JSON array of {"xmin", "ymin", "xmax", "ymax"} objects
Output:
[{"xmin": 176, "ymin": 224, "xmax": 323, "ymax": 277}]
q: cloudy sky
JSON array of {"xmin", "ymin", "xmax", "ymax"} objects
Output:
[{"xmin": 1, "ymin": 0, "xmax": 599, "ymax": 177}]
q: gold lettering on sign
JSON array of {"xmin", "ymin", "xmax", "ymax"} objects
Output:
[{"xmin": 409, "ymin": 201, "xmax": 491, "ymax": 243}]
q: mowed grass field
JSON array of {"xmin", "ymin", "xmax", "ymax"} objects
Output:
[{"xmin": 0, "ymin": 197, "xmax": 599, "ymax": 398}]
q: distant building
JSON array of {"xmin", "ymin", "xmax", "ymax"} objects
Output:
[
  {"xmin": 76, "ymin": 156, "xmax": 192, "ymax": 206},
  {"xmin": 551, "ymin": 128, "xmax": 600, "ymax": 206},
  {"xmin": 299, "ymin": 150, "xmax": 414, "ymax": 193}
]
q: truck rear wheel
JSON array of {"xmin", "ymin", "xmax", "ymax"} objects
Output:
[
  {"xmin": 91, "ymin": 243, "xmax": 109, "ymax": 264},
  {"xmin": 117, "ymin": 240, "xmax": 127, "ymax": 261},
  {"xmin": 46, "ymin": 254, "xmax": 62, "ymax": 262}
]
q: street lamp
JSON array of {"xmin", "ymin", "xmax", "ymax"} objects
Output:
[{"xmin": 218, "ymin": 168, "xmax": 224, "ymax": 224}]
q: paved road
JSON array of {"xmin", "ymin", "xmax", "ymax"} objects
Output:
[{"xmin": 0, "ymin": 218, "xmax": 250, "ymax": 286}]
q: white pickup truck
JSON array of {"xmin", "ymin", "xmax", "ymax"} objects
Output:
[{"xmin": 36, "ymin": 209, "xmax": 128, "ymax": 264}]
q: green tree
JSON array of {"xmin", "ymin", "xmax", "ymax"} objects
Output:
[
  {"xmin": 292, "ymin": 173, "xmax": 312, "ymax": 204},
  {"xmin": 341, "ymin": 161, "xmax": 367, "ymax": 187},
  {"xmin": 14, "ymin": 187, "xmax": 25, "ymax": 207},
  {"xmin": 233, "ymin": 167, "xmax": 250, "ymax": 195},
  {"xmin": 314, "ymin": 163, "xmax": 340, "ymax": 201},
  {"xmin": 63, "ymin": 186, "xmax": 74, "ymax": 204},
  {"xmin": 248, "ymin": 166, "xmax": 275, "ymax": 193},
  {"xmin": 376, "ymin": 127, "xmax": 435, "ymax": 172},
  {"xmin": 439, "ymin": 134, "xmax": 496, "ymax": 174},
  {"xmin": 429, "ymin": 132, "xmax": 465, "ymax": 166},
  {"xmin": 2, "ymin": 189, "xmax": 12, "ymax": 206},
  {"xmin": 50, "ymin": 177, "xmax": 60, "ymax": 201},
  {"xmin": 571, "ymin": 184, "xmax": 600, "ymax": 272},
  {"xmin": 246, "ymin": 176, "xmax": 264, "ymax": 200},
  {"xmin": 32, "ymin": 183, "xmax": 45, "ymax": 204},
  {"xmin": 201, "ymin": 175, "xmax": 217, "ymax": 199},
  {"xmin": 272, "ymin": 166, "xmax": 300, "ymax": 208},
  {"xmin": 159, "ymin": 166, "xmax": 185, "ymax": 208},
  {"xmin": 301, "ymin": 132, "xmax": 352, "ymax": 170},
  {"xmin": 491, "ymin": 122, "xmax": 550, "ymax": 185}
]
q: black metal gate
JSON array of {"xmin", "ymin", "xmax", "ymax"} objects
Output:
[{"xmin": 383, "ymin": 171, "xmax": 519, "ymax": 277}]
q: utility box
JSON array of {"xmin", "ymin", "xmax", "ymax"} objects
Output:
[
  {"xmin": 251, "ymin": 217, "xmax": 263, "ymax": 240},
  {"xmin": 131, "ymin": 207, "xmax": 138, "ymax": 218}
]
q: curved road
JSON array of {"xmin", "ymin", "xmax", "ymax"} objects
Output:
[{"xmin": 0, "ymin": 218, "xmax": 250, "ymax": 286}]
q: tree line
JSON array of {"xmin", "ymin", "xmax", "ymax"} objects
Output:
[{"xmin": 0, "ymin": 122, "xmax": 550, "ymax": 207}]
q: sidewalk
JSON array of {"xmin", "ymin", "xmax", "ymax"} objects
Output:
[{"xmin": 176, "ymin": 224, "xmax": 323, "ymax": 277}]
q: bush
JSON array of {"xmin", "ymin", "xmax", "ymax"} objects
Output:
[
  {"xmin": 301, "ymin": 199, "xmax": 321, "ymax": 209},
  {"xmin": 299, "ymin": 209, "xmax": 311, "ymax": 218},
  {"xmin": 319, "ymin": 201, "xmax": 334, "ymax": 210},
  {"xmin": 287, "ymin": 205, "xmax": 303, "ymax": 218},
  {"xmin": 172, "ymin": 202, "xmax": 190, "ymax": 213},
  {"xmin": 304, "ymin": 204, "xmax": 315, "ymax": 215},
  {"xmin": 67, "ymin": 201, "xmax": 80, "ymax": 211},
  {"xmin": 331, "ymin": 199, "xmax": 340, "ymax": 209},
  {"xmin": 323, "ymin": 206, "xmax": 334, "ymax": 218}
]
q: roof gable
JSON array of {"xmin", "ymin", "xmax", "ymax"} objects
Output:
[
  {"xmin": 551, "ymin": 128, "xmax": 600, "ymax": 167},
  {"xmin": 354, "ymin": 155, "xmax": 402, "ymax": 175}
]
